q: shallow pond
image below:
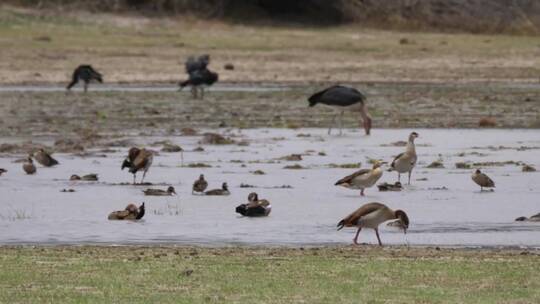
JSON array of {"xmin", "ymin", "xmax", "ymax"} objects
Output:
[{"xmin": 1, "ymin": 128, "xmax": 539, "ymax": 247}]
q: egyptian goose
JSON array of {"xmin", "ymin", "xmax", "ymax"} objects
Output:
[
  {"xmin": 235, "ymin": 192, "xmax": 272, "ymax": 217},
  {"xmin": 70, "ymin": 174, "xmax": 98, "ymax": 181},
  {"xmin": 335, "ymin": 161, "xmax": 384, "ymax": 196},
  {"xmin": 108, "ymin": 202, "xmax": 145, "ymax": 220},
  {"xmin": 143, "ymin": 186, "xmax": 176, "ymax": 196},
  {"xmin": 391, "ymin": 132, "xmax": 418, "ymax": 184},
  {"xmin": 66, "ymin": 65, "xmax": 103, "ymax": 92},
  {"xmin": 471, "ymin": 169, "xmax": 495, "ymax": 191},
  {"xmin": 23, "ymin": 157, "xmax": 36, "ymax": 174},
  {"xmin": 34, "ymin": 149, "xmax": 59, "ymax": 167},
  {"xmin": 192, "ymin": 174, "xmax": 208, "ymax": 194},
  {"xmin": 205, "ymin": 182, "xmax": 230, "ymax": 196},
  {"xmin": 515, "ymin": 212, "xmax": 540, "ymax": 222},
  {"xmin": 308, "ymin": 85, "xmax": 372, "ymax": 135},
  {"xmin": 337, "ymin": 202, "xmax": 409, "ymax": 246},
  {"xmin": 121, "ymin": 147, "xmax": 153, "ymax": 184}
]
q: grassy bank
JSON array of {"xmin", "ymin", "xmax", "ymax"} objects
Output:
[{"xmin": 0, "ymin": 246, "xmax": 539, "ymax": 303}]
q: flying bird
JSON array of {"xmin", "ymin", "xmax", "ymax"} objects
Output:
[
  {"xmin": 337, "ymin": 202, "xmax": 409, "ymax": 246},
  {"xmin": 66, "ymin": 65, "xmax": 103, "ymax": 92},
  {"xmin": 308, "ymin": 85, "xmax": 372, "ymax": 135}
]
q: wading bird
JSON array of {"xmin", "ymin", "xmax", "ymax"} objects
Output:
[
  {"xmin": 471, "ymin": 169, "xmax": 495, "ymax": 191},
  {"xmin": 179, "ymin": 54, "xmax": 218, "ymax": 99},
  {"xmin": 391, "ymin": 132, "xmax": 418, "ymax": 184},
  {"xmin": 335, "ymin": 161, "xmax": 384, "ymax": 196},
  {"xmin": 108, "ymin": 202, "xmax": 145, "ymax": 220},
  {"xmin": 337, "ymin": 202, "xmax": 409, "ymax": 246},
  {"xmin": 66, "ymin": 65, "xmax": 103, "ymax": 92},
  {"xmin": 308, "ymin": 85, "xmax": 372, "ymax": 135},
  {"xmin": 121, "ymin": 147, "xmax": 153, "ymax": 184}
]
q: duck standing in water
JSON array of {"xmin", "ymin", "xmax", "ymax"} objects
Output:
[
  {"xmin": 66, "ymin": 65, "xmax": 103, "ymax": 92},
  {"xmin": 121, "ymin": 147, "xmax": 153, "ymax": 184},
  {"xmin": 391, "ymin": 132, "xmax": 418, "ymax": 185},
  {"xmin": 337, "ymin": 202, "xmax": 409, "ymax": 246},
  {"xmin": 471, "ymin": 169, "xmax": 495, "ymax": 191},
  {"xmin": 23, "ymin": 157, "xmax": 37, "ymax": 174},
  {"xmin": 34, "ymin": 149, "xmax": 59, "ymax": 167},
  {"xmin": 108, "ymin": 202, "xmax": 145, "ymax": 220},
  {"xmin": 335, "ymin": 161, "xmax": 384, "ymax": 196},
  {"xmin": 70, "ymin": 174, "xmax": 98, "ymax": 181},
  {"xmin": 205, "ymin": 182, "xmax": 230, "ymax": 196},
  {"xmin": 236, "ymin": 192, "xmax": 272, "ymax": 217},
  {"xmin": 143, "ymin": 186, "xmax": 177, "ymax": 196},
  {"xmin": 192, "ymin": 174, "xmax": 208, "ymax": 194}
]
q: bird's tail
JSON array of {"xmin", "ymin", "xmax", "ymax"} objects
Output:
[
  {"xmin": 136, "ymin": 202, "xmax": 145, "ymax": 220},
  {"xmin": 337, "ymin": 220, "xmax": 345, "ymax": 231}
]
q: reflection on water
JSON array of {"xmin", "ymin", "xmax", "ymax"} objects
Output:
[{"xmin": 1, "ymin": 128, "xmax": 539, "ymax": 247}]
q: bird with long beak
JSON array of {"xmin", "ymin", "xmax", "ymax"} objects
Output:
[
  {"xmin": 335, "ymin": 161, "xmax": 385, "ymax": 196},
  {"xmin": 337, "ymin": 202, "xmax": 409, "ymax": 246}
]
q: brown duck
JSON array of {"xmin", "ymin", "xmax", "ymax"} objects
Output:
[
  {"xmin": 192, "ymin": 174, "xmax": 208, "ymax": 194},
  {"xmin": 205, "ymin": 182, "xmax": 230, "ymax": 196},
  {"xmin": 471, "ymin": 169, "xmax": 495, "ymax": 191},
  {"xmin": 143, "ymin": 186, "xmax": 177, "ymax": 196},
  {"xmin": 108, "ymin": 202, "xmax": 145, "ymax": 220},
  {"xmin": 70, "ymin": 174, "xmax": 98, "ymax": 181},
  {"xmin": 121, "ymin": 147, "xmax": 153, "ymax": 184},
  {"xmin": 34, "ymin": 149, "xmax": 59, "ymax": 167},
  {"xmin": 23, "ymin": 157, "xmax": 37, "ymax": 174},
  {"xmin": 337, "ymin": 202, "xmax": 409, "ymax": 246},
  {"xmin": 235, "ymin": 192, "xmax": 272, "ymax": 217}
]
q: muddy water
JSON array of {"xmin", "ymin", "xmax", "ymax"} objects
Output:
[{"xmin": 1, "ymin": 129, "xmax": 539, "ymax": 247}]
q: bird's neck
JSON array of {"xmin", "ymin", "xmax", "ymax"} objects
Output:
[{"xmin": 406, "ymin": 139, "xmax": 416, "ymax": 154}]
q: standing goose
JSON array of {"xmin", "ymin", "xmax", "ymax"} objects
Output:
[
  {"xmin": 66, "ymin": 65, "xmax": 103, "ymax": 92},
  {"xmin": 192, "ymin": 174, "xmax": 208, "ymax": 194},
  {"xmin": 108, "ymin": 202, "xmax": 145, "ymax": 220},
  {"xmin": 143, "ymin": 186, "xmax": 177, "ymax": 196},
  {"xmin": 308, "ymin": 85, "xmax": 372, "ymax": 135},
  {"xmin": 121, "ymin": 147, "xmax": 153, "ymax": 184},
  {"xmin": 335, "ymin": 161, "xmax": 384, "ymax": 196},
  {"xmin": 23, "ymin": 157, "xmax": 36, "ymax": 174},
  {"xmin": 337, "ymin": 202, "xmax": 409, "ymax": 246},
  {"xmin": 235, "ymin": 192, "xmax": 272, "ymax": 217},
  {"xmin": 34, "ymin": 149, "xmax": 59, "ymax": 167},
  {"xmin": 205, "ymin": 182, "xmax": 230, "ymax": 196},
  {"xmin": 391, "ymin": 132, "xmax": 418, "ymax": 185},
  {"xmin": 471, "ymin": 169, "xmax": 495, "ymax": 191}
]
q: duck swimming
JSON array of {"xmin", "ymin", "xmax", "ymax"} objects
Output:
[
  {"xmin": 143, "ymin": 186, "xmax": 177, "ymax": 196},
  {"xmin": 192, "ymin": 174, "xmax": 208, "ymax": 194},
  {"xmin": 205, "ymin": 182, "xmax": 230, "ymax": 196},
  {"xmin": 23, "ymin": 157, "xmax": 36, "ymax": 175},
  {"xmin": 235, "ymin": 192, "xmax": 271, "ymax": 217},
  {"xmin": 70, "ymin": 174, "xmax": 98, "ymax": 181}
]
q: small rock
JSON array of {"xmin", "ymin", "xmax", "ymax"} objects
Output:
[
  {"xmin": 478, "ymin": 117, "xmax": 497, "ymax": 127},
  {"xmin": 427, "ymin": 161, "xmax": 444, "ymax": 169},
  {"xmin": 224, "ymin": 63, "xmax": 234, "ymax": 70},
  {"xmin": 455, "ymin": 162, "xmax": 471, "ymax": 169},
  {"xmin": 522, "ymin": 165, "xmax": 536, "ymax": 172},
  {"xmin": 200, "ymin": 133, "xmax": 234, "ymax": 145},
  {"xmin": 181, "ymin": 128, "xmax": 198, "ymax": 136},
  {"xmin": 283, "ymin": 164, "xmax": 306, "ymax": 169},
  {"xmin": 193, "ymin": 146, "xmax": 205, "ymax": 152},
  {"xmin": 252, "ymin": 170, "xmax": 265, "ymax": 175},
  {"xmin": 161, "ymin": 143, "xmax": 183, "ymax": 153}
]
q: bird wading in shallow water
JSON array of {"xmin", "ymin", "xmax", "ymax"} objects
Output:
[
  {"xmin": 66, "ymin": 65, "xmax": 103, "ymax": 92},
  {"xmin": 391, "ymin": 132, "xmax": 418, "ymax": 185},
  {"xmin": 471, "ymin": 169, "xmax": 495, "ymax": 191},
  {"xmin": 335, "ymin": 161, "xmax": 384, "ymax": 196},
  {"xmin": 308, "ymin": 85, "xmax": 372, "ymax": 135},
  {"xmin": 121, "ymin": 148, "xmax": 153, "ymax": 184},
  {"xmin": 337, "ymin": 202, "xmax": 409, "ymax": 246}
]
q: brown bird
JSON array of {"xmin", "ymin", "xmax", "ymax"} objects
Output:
[
  {"xmin": 337, "ymin": 202, "xmax": 409, "ymax": 246},
  {"xmin": 335, "ymin": 161, "xmax": 384, "ymax": 196},
  {"xmin": 23, "ymin": 157, "xmax": 37, "ymax": 174},
  {"xmin": 192, "ymin": 174, "xmax": 208, "ymax": 194},
  {"xmin": 121, "ymin": 147, "xmax": 153, "ymax": 184},
  {"xmin": 205, "ymin": 182, "xmax": 230, "ymax": 196},
  {"xmin": 70, "ymin": 174, "xmax": 98, "ymax": 181},
  {"xmin": 471, "ymin": 169, "xmax": 495, "ymax": 191},
  {"xmin": 34, "ymin": 149, "xmax": 59, "ymax": 167},
  {"xmin": 108, "ymin": 202, "xmax": 145, "ymax": 220},
  {"xmin": 143, "ymin": 186, "xmax": 177, "ymax": 196},
  {"xmin": 235, "ymin": 192, "xmax": 272, "ymax": 217},
  {"xmin": 390, "ymin": 132, "xmax": 418, "ymax": 185}
]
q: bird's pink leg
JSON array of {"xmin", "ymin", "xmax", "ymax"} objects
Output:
[
  {"xmin": 353, "ymin": 227, "xmax": 362, "ymax": 245},
  {"xmin": 375, "ymin": 228, "xmax": 383, "ymax": 246}
]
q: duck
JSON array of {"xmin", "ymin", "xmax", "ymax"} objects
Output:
[
  {"xmin": 121, "ymin": 147, "xmax": 153, "ymax": 184},
  {"xmin": 108, "ymin": 202, "xmax": 145, "ymax": 220},
  {"xmin": 34, "ymin": 149, "xmax": 59, "ymax": 167},
  {"xmin": 192, "ymin": 174, "xmax": 208, "ymax": 194},
  {"xmin": 235, "ymin": 192, "xmax": 272, "ymax": 217},
  {"xmin": 70, "ymin": 174, "xmax": 98, "ymax": 181},
  {"xmin": 337, "ymin": 202, "xmax": 409, "ymax": 246},
  {"xmin": 0, "ymin": 168, "xmax": 7, "ymax": 176},
  {"xmin": 377, "ymin": 181, "xmax": 402, "ymax": 192},
  {"xmin": 515, "ymin": 213, "xmax": 540, "ymax": 222},
  {"xmin": 390, "ymin": 132, "xmax": 418, "ymax": 184},
  {"xmin": 205, "ymin": 182, "xmax": 230, "ymax": 196},
  {"xmin": 334, "ymin": 161, "xmax": 384, "ymax": 196},
  {"xmin": 143, "ymin": 186, "xmax": 177, "ymax": 196},
  {"xmin": 471, "ymin": 169, "xmax": 495, "ymax": 191},
  {"xmin": 23, "ymin": 157, "xmax": 37, "ymax": 174}
]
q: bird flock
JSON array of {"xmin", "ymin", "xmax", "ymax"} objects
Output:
[{"xmin": 2, "ymin": 55, "xmax": 536, "ymax": 247}]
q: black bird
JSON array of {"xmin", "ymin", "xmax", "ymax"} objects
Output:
[
  {"xmin": 308, "ymin": 85, "xmax": 372, "ymax": 135},
  {"xmin": 179, "ymin": 55, "xmax": 218, "ymax": 99},
  {"xmin": 66, "ymin": 65, "xmax": 103, "ymax": 92}
]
